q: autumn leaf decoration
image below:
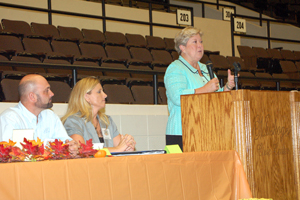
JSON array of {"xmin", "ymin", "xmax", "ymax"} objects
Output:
[
  {"xmin": 48, "ymin": 139, "xmax": 71, "ymax": 160},
  {"xmin": 79, "ymin": 139, "xmax": 98, "ymax": 158},
  {"xmin": 0, "ymin": 144, "xmax": 11, "ymax": 163},
  {"xmin": 21, "ymin": 138, "xmax": 45, "ymax": 161}
]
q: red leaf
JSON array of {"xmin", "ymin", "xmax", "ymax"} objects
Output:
[
  {"xmin": 0, "ymin": 144, "xmax": 12, "ymax": 162},
  {"xmin": 78, "ymin": 139, "xmax": 98, "ymax": 158},
  {"xmin": 49, "ymin": 139, "xmax": 70, "ymax": 160}
]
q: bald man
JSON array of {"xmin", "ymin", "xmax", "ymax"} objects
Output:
[{"xmin": 0, "ymin": 74, "xmax": 78, "ymax": 155}]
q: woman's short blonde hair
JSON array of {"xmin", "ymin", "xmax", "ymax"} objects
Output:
[
  {"xmin": 174, "ymin": 26, "xmax": 203, "ymax": 54},
  {"xmin": 61, "ymin": 76, "xmax": 109, "ymax": 126}
]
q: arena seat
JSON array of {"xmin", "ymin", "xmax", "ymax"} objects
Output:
[
  {"xmin": 105, "ymin": 31, "xmax": 127, "ymax": 46},
  {"xmin": 31, "ymin": 22, "xmax": 60, "ymax": 40},
  {"xmin": 1, "ymin": 78, "xmax": 20, "ymax": 101},
  {"xmin": 131, "ymin": 85, "xmax": 154, "ymax": 104},
  {"xmin": 125, "ymin": 33, "xmax": 147, "ymax": 48},
  {"xmin": 100, "ymin": 63, "xmax": 130, "ymax": 78},
  {"xmin": 48, "ymin": 80, "xmax": 71, "ymax": 103},
  {"xmin": 237, "ymin": 45, "xmax": 262, "ymax": 72},
  {"xmin": 280, "ymin": 49, "xmax": 297, "ymax": 61},
  {"xmin": 267, "ymin": 48, "xmax": 284, "ymax": 60},
  {"xmin": 280, "ymin": 60, "xmax": 300, "ymax": 79},
  {"xmin": 151, "ymin": 49, "xmax": 172, "ymax": 67},
  {"xmin": 81, "ymin": 28, "xmax": 105, "ymax": 45},
  {"xmin": 239, "ymin": 71, "xmax": 261, "ymax": 90},
  {"xmin": 1, "ymin": 19, "xmax": 38, "ymax": 38},
  {"xmin": 51, "ymin": 40, "xmax": 98, "ymax": 64},
  {"xmin": 73, "ymin": 60, "xmax": 103, "ymax": 77},
  {"xmin": 146, "ymin": 35, "xmax": 166, "ymax": 50},
  {"xmin": 164, "ymin": 37, "xmax": 175, "ymax": 52},
  {"xmin": 293, "ymin": 51, "xmax": 300, "ymax": 61},
  {"xmin": 200, "ymin": 54, "xmax": 210, "ymax": 64},
  {"xmin": 129, "ymin": 47, "xmax": 153, "ymax": 67},
  {"xmin": 255, "ymin": 72, "xmax": 276, "ymax": 90},
  {"xmin": 79, "ymin": 43, "xmax": 106, "ymax": 63},
  {"xmin": 103, "ymin": 84, "xmax": 134, "ymax": 104},
  {"xmin": 209, "ymin": 54, "xmax": 231, "ymax": 71},
  {"xmin": 272, "ymin": 73, "xmax": 296, "ymax": 90},
  {"xmin": 105, "ymin": 45, "xmax": 143, "ymax": 66},
  {"xmin": 170, "ymin": 51, "xmax": 179, "ymax": 61},
  {"xmin": 57, "ymin": 26, "xmax": 84, "ymax": 43},
  {"xmin": 226, "ymin": 56, "xmax": 248, "ymax": 72}
]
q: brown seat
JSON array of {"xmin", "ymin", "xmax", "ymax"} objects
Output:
[
  {"xmin": 51, "ymin": 40, "xmax": 96, "ymax": 64},
  {"xmin": 293, "ymin": 51, "xmax": 300, "ymax": 61},
  {"xmin": 48, "ymin": 81, "xmax": 71, "ymax": 103},
  {"xmin": 226, "ymin": 56, "xmax": 248, "ymax": 71},
  {"xmin": 11, "ymin": 56, "xmax": 46, "ymax": 73},
  {"xmin": 131, "ymin": 85, "xmax": 154, "ymax": 104},
  {"xmin": 0, "ymin": 35, "xmax": 24, "ymax": 58},
  {"xmin": 164, "ymin": 37, "xmax": 175, "ymax": 51},
  {"xmin": 209, "ymin": 54, "xmax": 231, "ymax": 71},
  {"xmin": 252, "ymin": 47, "xmax": 272, "ymax": 59},
  {"xmin": 280, "ymin": 49, "xmax": 297, "ymax": 61},
  {"xmin": 239, "ymin": 71, "xmax": 260, "ymax": 89},
  {"xmin": 237, "ymin": 45, "xmax": 259, "ymax": 72},
  {"xmin": 255, "ymin": 72, "xmax": 276, "ymax": 90},
  {"xmin": 105, "ymin": 45, "xmax": 142, "ymax": 66},
  {"xmin": 267, "ymin": 48, "xmax": 284, "ymax": 60},
  {"xmin": 125, "ymin": 33, "xmax": 147, "ymax": 48},
  {"xmin": 105, "ymin": 31, "xmax": 127, "ymax": 46},
  {"xmin": 103, "ymin": 84, "xmax": 134, "ymax": 104},
  {"xmin": 79, "ymin": 43, "xmax": 107, "ymax": 62},
  {"xmin": 101, "ymin": 63, "xmax": 130, "ymax": 78},
  {"xmin": 1, "ymin": 19, "xmax": 39, "ymax": 38},
  {"xmin": 81, "ymin": 29, "xmax": 105, "ymax": 45},
  {"xmin": 129, "ymin": 47, "xmax": 153, "ymax": 67},
  {"xmin": 280, "ymin": 60, "xmax": 299, "ymax": 79},
  {"xmin": 73, "ymin": 61, "xmax": 102, "ymax": 77},
  {"xmin": 200, "ymin": 54, "xmax": 210, "ymax": 64},
  {"xmin": 146, "ymin": 36, "xmax": 166, "ymax": 50},
  {"xmin": 22, "ymin": 38, "xmax": 67, "ymax": 62},
  {"xmin": 57, "ymin": 26, "xmax": 84, "ymax": 43},
  {"xmin": 272, "ymin": 73, "xmax": 296, "ymax": 90},
  {"xmin": 151, "ymin": 49, "xmax": 173, "ymax": 66},
  {"xmin": 43, "ymin": 59, "xmax": 72, "ymax": 75},
  {"xmin": 171, "ymin": 51, "xmax": 179, "ymax": 61},
  {"xmin": 1, "ymin": 79, "xmax": 20, "ymax": 101},
  {"xmin": 31, "ymin": 22, "xmax": 60, "ymax": 40}
]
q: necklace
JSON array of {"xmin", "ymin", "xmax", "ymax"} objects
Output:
[
  {"xmin": 179, "ymin": 59, "xmax": 209, "ymax": 82},
  {"xmin": 94, "ymin": 119, "xmax": 103, "ymax": 137}
]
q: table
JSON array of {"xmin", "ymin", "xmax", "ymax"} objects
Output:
[{"xmin": 0, "ymin": 150, "xmax": 252, "ymax": 200}]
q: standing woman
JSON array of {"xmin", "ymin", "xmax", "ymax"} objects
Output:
[
  {"xmin": 164, "ymin": 26, "xmax": 235, "ymax": 150},
  {"xmin": 61, "ymin": 77, "xmax": 136, "ymax": 152}
]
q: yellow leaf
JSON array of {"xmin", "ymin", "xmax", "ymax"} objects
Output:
[{"xmin": 29, "ymin": 137, "xmax": 43, "ymax": 147}]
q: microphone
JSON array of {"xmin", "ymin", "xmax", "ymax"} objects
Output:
[
  {"xmin": 206, "ymin": 60, "xmax": 214, "ymax": 80},
  {"xmin": 232, "ymin": 62, "xmax": 241, "ymax": 90}
]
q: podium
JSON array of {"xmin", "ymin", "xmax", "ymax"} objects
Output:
[{"xmin": 181, "ymin": 90, "xmax": 300, "ymax": 200}]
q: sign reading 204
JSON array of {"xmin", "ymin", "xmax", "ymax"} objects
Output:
[{"xmin": 234, "ymin": 18, "xmax": 246, "ymax": 33}]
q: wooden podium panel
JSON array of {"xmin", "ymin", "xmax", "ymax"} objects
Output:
[{"xmin": 181, "ymin": 90, "xmax": 300, "ymax": 200}]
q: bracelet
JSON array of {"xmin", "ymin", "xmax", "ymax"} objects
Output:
[{"xmin": 225, "ymin": 82, "xmax": 232, "ymax": 90}]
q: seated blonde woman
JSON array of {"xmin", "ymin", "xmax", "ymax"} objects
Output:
[{"xmin": 61, "ymin": 77, "xmax": 136, "ymax": 152}]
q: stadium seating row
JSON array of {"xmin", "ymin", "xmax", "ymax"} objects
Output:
[{"xmin": 0, "ymin": 77, "xmax": 167, "ymax": 104}]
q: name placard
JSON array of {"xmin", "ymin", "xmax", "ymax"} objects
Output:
[
  {"xmin": 12, "ymin": 129, "xmax": 34, "ymax": 148},
  {"xmin": 234, "ymin": 18, "xmax": 246, "ymax": 33},
  {"xmin": 176, "ymin": 9, "xmax": 192, "ymax": 26},
  {"xmin": 222, "ymin": 8, "xmax": 234, "ymax": 21}
]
